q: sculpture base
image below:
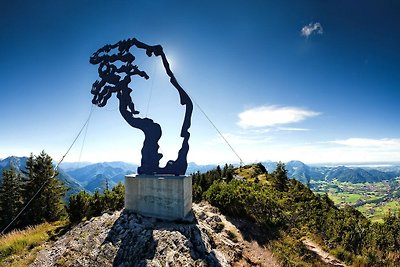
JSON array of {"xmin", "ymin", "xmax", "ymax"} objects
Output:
[{"xmin": 124, "ymin": 174, "xmax": 192, "ymax": 221}]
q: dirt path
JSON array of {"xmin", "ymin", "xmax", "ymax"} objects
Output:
[{"xmin": 302, "ymin": 239, "xmax": 347, "ymax": 267}]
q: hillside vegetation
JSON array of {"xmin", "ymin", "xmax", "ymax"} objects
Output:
[{"xmin": 192, "ymin": 163, "xmax": 400, "ymax": 266}]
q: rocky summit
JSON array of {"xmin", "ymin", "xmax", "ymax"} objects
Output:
[{"xmin": 31, "ymin": 203, "xmax": 280, "ymax": 267}]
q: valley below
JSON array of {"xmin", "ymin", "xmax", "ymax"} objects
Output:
[{"xmin": 311, "ymin": 177, "xmax": 400, "ymax": 222}]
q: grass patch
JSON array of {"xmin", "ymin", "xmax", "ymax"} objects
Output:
[
  {"xmin": 327, "ymin": 192, "xmax": 364, "ymax": 204},
  {"xmin": 342, "ymin": 193, "xmax": 363, "ymax": 203},
  {"xmin": 226, "ymin": 229, "xmax": 238, "ymax": 242},
  {"xmin": 235, "ymin": 164, "xmax": 269, "ymax": 184},
  {"xmin": 356, "ymin": 200, "xmax": 400, "ymax": 223},
  {"xmin": 370, "ymin": 201, "xmax": 400, "ymax": 223},
  {"xmin": 0, "ymin": 220, "xmax": 68, "ymax": 266},
  {"xmin": 327, "ymin": 193, "xmax": 341, "ymax": 204}
]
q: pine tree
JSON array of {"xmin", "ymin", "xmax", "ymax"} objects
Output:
[
  {"xmin": 226, "ymin": 169, "xmax": 234, "ymax": 183},
  {"xmin": 111, "ymin": 182, "xmax": 125, "ymax": 210},
  {"xmin": 0, "ymin": 167, "xmax": 24, "ymax": 230},
  {"xmin": 216, "ymin": 165, "xmax": 222, "ymax": 178},
  {"xmin": 271, "ymin": 161, "xmax": 288, "ymax": 191},
  {"xmin": 192, "ymin": 183, "xmax": 203, "ymax": 202},
  {"xmin": 90, "ymin": 190, "xmax": 104, "ymax": 217},
  {"xmin": 68, "ymin": 191, "xmax": 92, "ymax": 223},
  {"xmin": 23, "ymin": 151, "xmax": 67, "ymax": 226},
  {"xmin": 222, "ymin": 163, "xmax": 229, "ymax": 178}
]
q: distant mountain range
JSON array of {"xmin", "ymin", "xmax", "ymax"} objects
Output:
[
  {"xmin": 63, "ymin": 161, "xmax": 218, "ymax": 192},
  {"xmin": 1, "ymin": 157, "xmax": 400, "ymax": 197},
  {"xmin": 64, "ymin": 161, "xmax": 138, "ymax": 192},
  {"xmin": 262, "ymin": 160, "xmax": 400, "ymax": 184}
]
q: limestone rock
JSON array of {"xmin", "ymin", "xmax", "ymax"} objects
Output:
[{"xmin": 31, "ymin": 203, "xmax": 281, "ymax": 267}]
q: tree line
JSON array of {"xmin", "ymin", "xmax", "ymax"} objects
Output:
[
  {"xmin": 0, "ymin": 151, "xmax": 66, "ymax": 232},
  {"xmin": 0, "ymin": 151, "xmax": 125, "ymax": 233}
]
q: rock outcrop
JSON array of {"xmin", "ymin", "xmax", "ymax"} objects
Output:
[{"xmin": 31, "ymin": 203, "xmax": 280, "ymax": 267}]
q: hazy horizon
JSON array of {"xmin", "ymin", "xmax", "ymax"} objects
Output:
[{"xmin": 2, "ymin": 154, "xmax": 400, "ymax": 169}]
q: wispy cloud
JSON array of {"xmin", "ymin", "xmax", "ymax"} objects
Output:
[
  {"xmin": 212, "ymin": 132, "xmax": 272, "ymax": 145},
  {"xmin": 301, "ymin": 22, "xmax": 323, "ymax": 38},
  {"xmin": 330, "ymin": 138, "xmax": 400, "ymax": 148},
  {"xmin": 237, "ymin": 105, "xmax": 320, "ymax": 129},
  {"xmin": 277, "ymin": 127, "xmax": 310, "ymax": 132}
]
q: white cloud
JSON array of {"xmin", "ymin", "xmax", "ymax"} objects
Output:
[
  {"xmin": 330, "ymin": 138, "xmax": 400, "ymax": 148},
  {"xmin": 301, "ymin": 22, "xmax": 323, "ymax": 38},
  {"xmin": 237, "ymin": 105, "xmax": 320, "ymax": 129}
]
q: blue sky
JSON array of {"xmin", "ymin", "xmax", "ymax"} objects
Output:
[{"xmin": 1, "ymin": 0, "xmax": 399, "ymax": 165}]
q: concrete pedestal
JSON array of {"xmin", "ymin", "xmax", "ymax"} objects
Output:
[{"xmin": 124, "ymin": 174, "xmax": 192, "ymax": 220}]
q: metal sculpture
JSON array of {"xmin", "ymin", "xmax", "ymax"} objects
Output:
[{"xmin": 90, "ymin": 38, "xmax": 193, "ymax": 175}]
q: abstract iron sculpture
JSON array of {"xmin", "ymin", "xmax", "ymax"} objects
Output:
[{"xmin": 90, "ymin": 38, "xmax": 193, "ymax": 175}]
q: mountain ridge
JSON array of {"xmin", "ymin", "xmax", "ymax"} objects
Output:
[{"xmin": 2, "ymin": 156, "xmax": 399, "ymax": 195}]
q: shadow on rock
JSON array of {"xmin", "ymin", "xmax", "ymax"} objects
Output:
[
  {"xmin": 223, "ymin": 215, "xmax": 280, "ymax": 246},
  {"xmin": 104, "ymin": 210, "xmax": 222, "ymax": 267}
]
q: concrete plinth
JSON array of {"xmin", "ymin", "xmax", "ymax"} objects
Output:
[{"xmin": 124, "ymin": 174, "xmax": 192, "ymax": 220}]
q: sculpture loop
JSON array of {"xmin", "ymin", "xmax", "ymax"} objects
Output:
[{"xmin": 90, "ymin": 38, "xmax": 193, "ymax": 175}]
